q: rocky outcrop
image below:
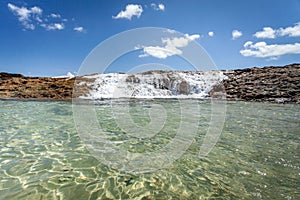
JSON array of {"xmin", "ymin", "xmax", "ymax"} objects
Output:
[
  {"xmin": 1, "ymin": 64, "xmax": 299, "ymax": 103},
  {"xmin": 210, "ymin": 64, "xmax": 300, "ymax": 103},
  {"xmin": 0, "ymin": 73, "xmax": 75, "ymax": 100}
]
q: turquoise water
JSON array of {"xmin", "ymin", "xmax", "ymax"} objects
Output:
[{"xmin": 0, "ymin": 99, "xmax": 299, "ymax": 199}]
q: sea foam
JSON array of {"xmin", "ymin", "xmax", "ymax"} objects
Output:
[{"xmin": 79, "ymin": 71, "xmax": 227, "ymax": 99}]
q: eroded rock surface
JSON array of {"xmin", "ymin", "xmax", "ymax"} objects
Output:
[
  {"xmin": 0, "ymin": 73, "xmax": 75, "ymax": 100},
  {"xmin": 211, "ymin": 64, "xmax": 300, "ymax": 103},
  {"xmin": 1, "ymin": 64, "xmax": 299, "ymax": 103}
]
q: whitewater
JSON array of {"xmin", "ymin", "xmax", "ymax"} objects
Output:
[{"xmin": 77, "ymin": 70, "xmax": 228, "ymax": 99}]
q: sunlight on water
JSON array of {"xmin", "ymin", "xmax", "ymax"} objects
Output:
[{"xmin": 0, "ymin": 99, "xmax": 299, "ymax": 199}]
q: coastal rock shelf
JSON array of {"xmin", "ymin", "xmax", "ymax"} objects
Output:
[
  {"xmin": 0, "ymin": 64, "xmax": 299, "ymax": 103},
  {"xmin": 0, "ymin": 73, "xmax": 75, "ymax": 100},
  {"xmin": 218, "ymin": 64, "xmax": 300, "ymax": 103}
]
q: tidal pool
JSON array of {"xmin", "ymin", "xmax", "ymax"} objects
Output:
[{"xmin": 0, "ymin": 99, "xmax": 299, "ymax": 199}]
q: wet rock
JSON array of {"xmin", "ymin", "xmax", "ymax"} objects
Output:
[
  {"xmin": 126, "ymin": 75, "xmax": 140, "ymax": 83},
  {"xmin": 179, "ymin": 80, "xmax": 189, "ymax": 95},
  {"xmin": 210, "ymin": 64, "xmax": 300, "ymax": 103},
  {"xmin": 1, "ymin": 64, "xmax": 299, "ymax": 103}
]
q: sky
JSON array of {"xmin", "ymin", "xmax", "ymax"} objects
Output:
[{"xmin": 0, "ymin": 0, "xmax": 300, "ymax": 76}]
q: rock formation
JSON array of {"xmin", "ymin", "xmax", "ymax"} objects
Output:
[
  {"xmin": 0, "ymin": 64, "xmax": 299, "ymax": 103},
  {"xmin": 210, "ymin": 63, "xmax": 300, "ymax": 103},
  {"xmin": 0, "ymin": 73, "xmax": 75, "ymax": 100}
]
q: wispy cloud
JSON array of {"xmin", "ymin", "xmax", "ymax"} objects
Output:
[
  {"xmin": 74, "ymin": 26, "xmax": 85, "ymax": 33},
  {"xmin": 41, "ymin": 23, "xmax": 64, "ymax": 31},
  {"xmin": 240, "ymin": 41, "xmax": 300, "ymax": 59},
  {"xmin": 254, "ymin": 22, "xmax": 300, "ymax": 38},
  {"xmin": 8, "ymin": 3, "xmax": 42, "ymax": 30},
  {"xmin": 232, "ymin": 30, "xmax": 242, "ymax": 40},
  {"xmin": 151, "ymin": 3, "xmax": 165, "ymax": 11},
  {"xmin": 50, "ymin": 13, "xmax": 61, "ymax": 18},
  {"xmin": 8, "ymin": 2, "xmax": 83, "ymax": 32},
  {"xmin": 113, "ymin": 4, "xmax": 143, "ymax": 20},
  {"xmin": 138, "ymin": 34, "xmax": 200, "ymax": 59}
]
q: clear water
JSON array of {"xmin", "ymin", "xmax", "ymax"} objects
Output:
[{"xmin": 0, "ymin": 99, "xmax": 299, "ymax": 199}]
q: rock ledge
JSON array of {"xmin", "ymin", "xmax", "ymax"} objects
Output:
[{"xmin": 1, "ymin": 64, "xmax": 299, "ymax": 103}]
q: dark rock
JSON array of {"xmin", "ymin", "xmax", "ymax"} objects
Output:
[
  {"xmin": 179, "ymin": 80, "xmax": 189, "ymax": 95},
  {"xmin": 126, "ymin": 75, "xmax": 140, "ymax": 83},
  {"xmin": 212, "ymin": 63, "xmax": 300, "ymax": 103}
]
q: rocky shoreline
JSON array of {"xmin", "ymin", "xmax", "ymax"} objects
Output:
[
  {"xmin": 0, "ymin": 73, "xmax": 75, "ymax": 101},
  {"xmin": 0, "ymin": 64, "xmax": 299, "ymax": 103},
  {"xmin": 218, "ymin": 63, "xmax": 300, "ymax": 103}
]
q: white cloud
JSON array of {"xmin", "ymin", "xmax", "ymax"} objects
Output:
[
  {"xmin": 158, "ymin": 4, "xmax": 165, "ymax": 11},
  {"xmin": 266, "ymin": 56, "xmax": 279, "ymax": 61},
  {"xmin": 208, "ymin": 31, "xmax": 214, "ymax": 37},
  {"xmin": 50, "ymin": 13, "xmax": 61, "ymax": 18},
  {"xmin": 8, "ymin": 3, "xmax": 80, "ymax": 32},
  {"xmin": 7, "ymin": 3, "xmax": 72, "ymax": 31},
  {"xmin": 140, "ymin": 46, "xmax": 176, "ymax": 59},
  {"xmin": 113, "ymin": 4, "xmax": 143, "ymax": 20},
  {"xmin": 35, "ymin": 16, "xmax": 43, "ymax": 23},
  {"xmin": 41, "ymin": 23, "xmax": 64, "ymax": 31},
  {"xmin": 151, "ymin": 3, "xmax": 165, "ymax": 11},
  {"xmin": 240, "ymin": 41, "xmax": 300, "ymax": 58},
  {"xmin": 74, "ymin": 26, "xmax": 84, "ymax": 32},
  {"xmin": 254, "ymin": 27, "xmax": 276, "ymax": 39},
  {"xmin": 138, "ymin": 34, "xmax": 200, "ymax": 59},
  {"xmin": 8, "ymin": 3, "xmax": 30, "ymax": 21},
  {"xmin": 164, "ymin": 29, "xmax": 176, "ymax": 34},
  {"xmin": 31, "ymin": 6, "xmax": 42, "ymax": 15},
  {"xmin": 278, "ymin": 22, "xmax": 300, "ymax": 37},
  {"xmin": 243, "ymin": 41, "xmax": 253, "ymax": 48},
  {"xmin": 8, "ymin": 3, "xmax": 43, "ymax": 30},
  {"xmin": 232, "ymin": 30, "xmax": 242, "ymax": 39},
  {"xmin": 184, "ymin": 34, "xmax": 200, "ymax": 41},
  {"xmin": 254, "ymin": 22, "xmax": 300, "ymax": 39}
]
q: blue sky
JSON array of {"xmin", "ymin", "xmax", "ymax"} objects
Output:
[{"xmin": 1, "ymin": 0, "xmax": 300, "ymax": 76}]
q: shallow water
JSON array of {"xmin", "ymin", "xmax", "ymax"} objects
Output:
[{"xmin": 0, "ymin": 99, "xmax": 299, "ymax": 199}]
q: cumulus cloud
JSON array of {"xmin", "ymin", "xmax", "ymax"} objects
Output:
[
  {"xmin": 151, "ymin": 3, "xmax": 165, "ymax": 11},
  {"xmin": 8, "ymin": 3, "xmax": 43, "ymax": 30},
  {"xmin": 254, "ymin": 22, "xmax": 300, "ymax": 39},
  {"xmin": 140, "ymin": 46, "xmax": 176, "ymax": 59},
  {"xmin": 208, "ymin": 31, "xmax": 214, "ymax": 37},
  {"xmin": 254, "ymin": 27, "xmax": 276, "ymax": 39},
  {"xmin": 232, "ymin": 30, "xmax": 242, "ymax": 39},
  {"xmin": 243, "ymin": 41, "xmax": 253, "ymax": 48},
  {"xmin": 240, "ymin": 41, "xmax": 300, "ymax": 59},
  {"xmin": 113, "ymin": 4, "xmax": 143, "ymax": 20},
  {"xmin": 74, "ymin": 26, "xmax": 84, "ymax": 32},
  {"xmin": 41, "ymin": 23, "xmax": 64, "ymax": 31},
  {"xmin": 278, "ymin": 22, "xmax": 300, "ymax": 37},
  {"xmin": 138, "ymin": 34, "xmax": 200, "ymax": 59}
]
